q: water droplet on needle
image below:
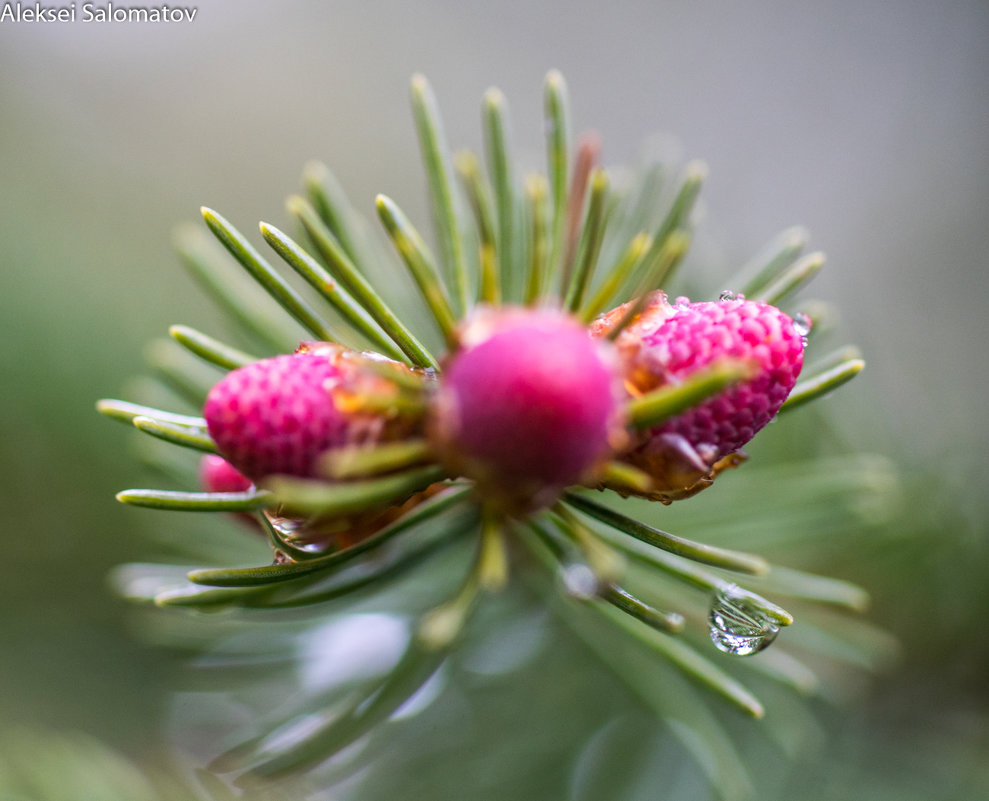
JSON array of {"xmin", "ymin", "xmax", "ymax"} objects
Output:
[
  {"xmin": 561, "ymin": 562, "xmax": 599, "ymax": 600},
  {"xmin": 793, "ymin": 312, "xmax": 812, "ymax": 347},
  {"xmin": 708, "ymin": 584, "xmax": 780, "ymax": 656}
]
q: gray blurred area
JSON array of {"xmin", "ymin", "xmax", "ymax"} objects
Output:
[{"xmin": 1, "ymin": 1, "xmax": 986, "ymax": 798}]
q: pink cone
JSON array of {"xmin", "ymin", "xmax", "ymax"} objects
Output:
[
  {"xmin": 596, "ymin": 292, "xmax": 805, "ymax": 500},
  {"xmin": 203, "ymin": 346, "xmax": 417, "ymax": 482}
]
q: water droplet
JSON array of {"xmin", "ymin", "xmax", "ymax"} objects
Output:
[
  {"xmin": 708, "ymin": 584, "xmax": 779, "ymax": 656},
  {"xmin": 561, "ymin": 563, "xmax": 599, "ymax": 600},
  {"xmin": 265, "ymin": 512, "xmax": 330, "ymax": 554},
  {"xmin": 793, "ymin": 312, "xmax": 812, "ymax": 347},
  {"xmin": 266, "ymin": 513, "xmax": 302, "ymax": 537},
  {"xmin": 718, "ymin": 289, "xmax": 737, "ymax": 302},
  {"xmin": 673, "ymin": 295, "xmax": 691, "ymax": 310}
]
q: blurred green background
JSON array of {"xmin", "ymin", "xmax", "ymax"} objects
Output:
[{"xmin": 1, "ymin": 1, "xmax": 987, "ymax": 798}]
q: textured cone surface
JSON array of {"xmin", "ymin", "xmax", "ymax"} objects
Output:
[
  {"xmin": 615, "ymin": 294, "xmax": 805, "ymax": 457},
  {"xmin": 204, "ymin": 350, "xmax": 407, "ymax": 481}
]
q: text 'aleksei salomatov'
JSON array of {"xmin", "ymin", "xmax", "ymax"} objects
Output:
[{"xmin": 0, "ymin": 3, "xmax": 199, "ymax": 22}]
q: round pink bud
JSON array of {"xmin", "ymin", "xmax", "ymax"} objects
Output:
[{"xmin": 429, "ymin": 307, "xmax": 624, "ymax": 513}]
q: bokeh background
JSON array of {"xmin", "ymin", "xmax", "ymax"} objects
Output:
[{"xmin": 1, "ymin": 1, "xmax": 986, "ymax": 798}]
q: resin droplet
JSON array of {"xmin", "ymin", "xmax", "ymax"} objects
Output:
[{"xmin": 708, "ymin": 584, "xmax": 779, "ymax": 656}]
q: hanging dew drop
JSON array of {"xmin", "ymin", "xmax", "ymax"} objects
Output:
[
  {"xmin": 264, "ymin": 512, "xmax": 327, "ymax": 554},
  {"xmin": 265, "ymin": 512, "xmax": 302, "ymax": 537},
  {"xmin": 792, "ymin": 312, "xmax": 812, "ymax": 347},
  {"xmin": 708, "ymin": 584, "xmax": 780, "ymax": 656},
  {"xmin": 792, "ymin": 313, "xmax": 811, "ymax": 336}
]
